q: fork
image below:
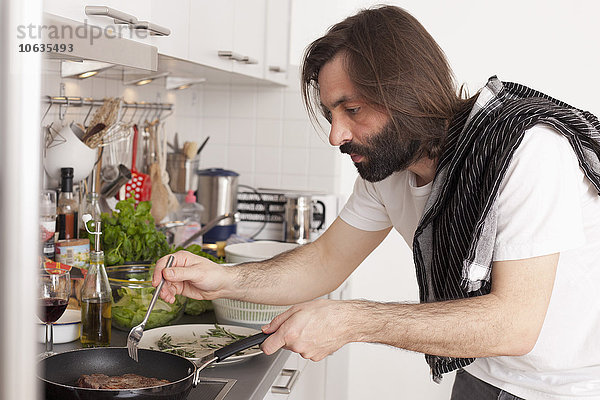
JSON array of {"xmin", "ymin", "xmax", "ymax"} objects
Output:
[{"xmin": 127, "ymin": 255, "xmax": 175, "ymax": 362}]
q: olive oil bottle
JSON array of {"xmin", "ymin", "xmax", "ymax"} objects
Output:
[{"xmin": 80, "ymin": 217, "xmax": 112, "ymax": 347}]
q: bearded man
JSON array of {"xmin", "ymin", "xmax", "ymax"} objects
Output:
[{"xmin": 154, "ymin": 6, "xmax": 600, "ymax": 399}]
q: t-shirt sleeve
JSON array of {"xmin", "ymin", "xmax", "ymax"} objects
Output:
[
  {"xmin": 493, "ymin": 124, "xmax": 586, "ymax": 261},
  {"xmin": 339, "ymin": 177, "xmax": 393, "ymax": 231}
]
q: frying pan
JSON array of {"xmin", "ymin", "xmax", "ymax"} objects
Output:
[{"xmin": 39, "ymin": 332, "xmax": 269, "ymax": 399}]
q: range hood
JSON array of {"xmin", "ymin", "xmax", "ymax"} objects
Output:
[{"xmin": 42, "ymin": 13, "xmax": 158, "ymax": 71}]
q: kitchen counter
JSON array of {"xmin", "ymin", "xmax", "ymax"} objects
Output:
[{"xmin": 41, "ymin": 311, "xmax": 292, "ymax": 400}]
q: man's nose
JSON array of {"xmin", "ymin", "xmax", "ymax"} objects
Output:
[{"xmin": 329, "ymin": 117, "xmax": 352, "ymax": 146}]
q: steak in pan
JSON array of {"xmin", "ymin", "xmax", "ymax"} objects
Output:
[{"xmin": 77, "ymin": 373, "xmax": 170, "ymax": 389}]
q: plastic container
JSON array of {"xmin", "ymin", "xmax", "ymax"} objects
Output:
[
  {"xmin": 212, "ymin": 298, "xmax": 289, "ymax": 330},
  {"xmin": 107, "ymin": 264, "xmax": 187, "ymax": 331},
  {"xmin": 224, "ymin": 241, "xmax": 299, "ymax": 263},
  {"xmin": 212, "ymin": 241, "xmax": 300, "ymax": 329},
  {"xmin": 173, "ymin": 190, "xmax": 204, "ymax": 247}
]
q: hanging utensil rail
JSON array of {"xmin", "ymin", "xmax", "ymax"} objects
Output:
[{"xmin": 42, "ymin": 96, "xmax": 173, "ymax": 113}]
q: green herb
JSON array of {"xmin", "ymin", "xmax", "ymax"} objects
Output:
[
  {"xmin": 156, "ymin": 333, "xmax": 197, "ymax": 358},
  {"xmin": 153, "ymin": 324, "xmax": 254, "ymax": 358},
  {"xmin": 203, "ymin": 324, "xmax": 248, "ymax": 341},
  {"xmin": 101, "ymin": 198, "xmax": 172, "ymax": 266}
]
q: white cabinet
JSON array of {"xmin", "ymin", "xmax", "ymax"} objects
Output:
[
  {"xmin": 150, "ymin": 0, "xmax": 190, "ymax": 60},
  {"xmin": 231, "ymin": 0, "xmax": 266, "ymax": 80},
  {"xmin": 44, "ymin": 0, "xmax": 155, "ymax": 45},
  {"xmin": 188, "ymin": 1, "xmax": 235, "ymax": 72},
  {"xmin": 262, "ymin": 353, "xmax": 326, "ymax": 400},
  {"xmin": 189, "ymin": 0, "xmax": 266, "ymax": 80},
  {"xmin": 44, "ymin": 0, "xmax": 292, "ymax": 84},
  {"xmin": 264, "ymin": 0, "xmax": 291, "ymax": 85}
]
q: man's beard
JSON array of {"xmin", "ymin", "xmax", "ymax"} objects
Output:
[{"xmin": 339, "ymin": 120, "xmax": 421, "ymax": 182}]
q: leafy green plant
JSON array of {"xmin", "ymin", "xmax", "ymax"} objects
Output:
[{"xmin": 101, "ymin": 198, "xmax": 171, "ymax": 266}]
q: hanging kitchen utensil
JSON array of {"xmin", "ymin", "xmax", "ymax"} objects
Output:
[
  {"xmin": 150, "ymin": 121, "xmax": 179, "ymax": 221},
  {"xmin": 122, "ymin": 124, "xmax": 151, "ymax": 204}
]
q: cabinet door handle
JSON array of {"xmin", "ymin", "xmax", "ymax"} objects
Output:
[
  {"xmin": 271, "ymin": 368, "xmax": 300, "ymax": 394},
  {"xmin": 241, "ymin": 56, "xmax": 258, "ymax": 65},
  {"xmin": 269, "ymin": 66, "xmax": 286, "ymax": 73},
  {"xmin": 85, "ymin": 6, "xmax": 138, "ymax": 24},
  {"xmin": 133, "ymin": 21, "xmax": 171, "ymax": 36},
  {"xmin": 218, "ymin": 50, "xmax": 245, "ymax": 62}
]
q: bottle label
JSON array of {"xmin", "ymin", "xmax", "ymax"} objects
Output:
[
  {"xmin": 56, "ymin": 239, "xmax": 90, "ymax": 269},
  {"xmin": 41, "ymin": 220, "xmax": 55, "ymax": 260}
]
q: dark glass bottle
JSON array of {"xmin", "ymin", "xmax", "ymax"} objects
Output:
[{"xmin": 57, "ymin": 167, "xmax": 79, "ymax": 240}]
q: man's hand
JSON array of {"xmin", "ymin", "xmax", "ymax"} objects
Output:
[
  {"xmin": 153, "ymin": 250, "xmax": 232, "ymax": 303},
  {"xmin": 261, "ymin": 299, "xmax": 354, "ymax": 361}
]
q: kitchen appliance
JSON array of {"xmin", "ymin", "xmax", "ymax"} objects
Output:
[
  {"xmin": 196, "ymin": 168, "xmax": 239, "ymax": 243},
  {"xmin": 283, "ymin": 194, "xmax": 325, "ymax": 244},
  {"xmin": 237, "ymin": 189, "xmax": 337, "ymax": 242},
  {"xmin": 166, "ymin": 152, "xmax": 200, "ymax": 193}
]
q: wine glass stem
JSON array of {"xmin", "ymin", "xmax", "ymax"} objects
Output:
[{"xmin": 45, "ymin": 323, "xmax": 54, "ymax": 354}]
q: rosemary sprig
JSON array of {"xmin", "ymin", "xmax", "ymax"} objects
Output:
[{"xmin": 153, "ymin": 324, "xmax": 255, "ymax": 358}]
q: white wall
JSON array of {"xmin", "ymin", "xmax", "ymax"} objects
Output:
[
  {"xmin": 289, "ymin": 1, "xmax": 600, "ymax": 399},
  {"xmin": 41, "ymin": 62, "xmax": 343, "ymax": 194}
]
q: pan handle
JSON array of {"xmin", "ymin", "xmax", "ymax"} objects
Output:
[
  {"xmin": 215, "ymin": 332, "xmax": 270, "ymax": 362},
  {"xmin": 192, "ymin": 332, "xmax": 271, "ymax": 387}
]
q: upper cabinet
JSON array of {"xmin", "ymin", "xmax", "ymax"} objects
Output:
[
  {"xmin": 264, "ymin": 0, "xmax": 291, "ymax": 85},
  {"xmin": 187, "ymin": 0, "xmax": 290, "ymax": 84},
  {"xmin": 43, "ymin": 0, "xmax": 291, "ymax": 85},
  {"xmin": 149, "ymin": 0, "xmax": 190, "ymax": 60},
  {"xmin": 188, "ymin": 1, "xmax": 236, "ymax": 72},
  {"xmin": 231, "ymin": 0, "xmax": 266, "ymax": 80},
  {"xmin": 188, "ymin": 0, "xmax": 266, "ymax": 81},
  {"xmin": 44, "ymin": 1, "xmax": 156, "ymax": 45}
]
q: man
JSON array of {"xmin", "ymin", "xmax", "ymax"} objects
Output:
[{"xmin": 154, "ymin": 6, "xmax": 600, "ymax": 399}]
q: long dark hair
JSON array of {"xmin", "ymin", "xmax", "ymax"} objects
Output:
[{"xmin": 301, "ymin": 5, "xmax": 476, "ymax": 159}]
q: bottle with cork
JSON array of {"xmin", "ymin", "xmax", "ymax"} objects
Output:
[{"xmin": 80, "ymin": 214, "xmax": 112, "ymax": 347}]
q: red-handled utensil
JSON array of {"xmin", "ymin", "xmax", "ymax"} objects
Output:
[{"xmin": 123, "ymin": 124, "xmax": 151, "ymax": 204}]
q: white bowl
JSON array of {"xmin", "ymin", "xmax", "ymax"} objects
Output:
[
  {"xmin": 38, "ymin": 308, "xmax": 81, "ymax": 344},
  {"xmin": 43, "ymin": 122, "xmax": 97, "ymax": 183},
  {"xmin": 224, "ymin": 241, "xmax": 299, "ymax": 263}
]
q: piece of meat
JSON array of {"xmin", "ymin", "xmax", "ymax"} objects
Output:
[{"xmin": 77, "ymin": 373, "xmax": 170, "ymax": 389}]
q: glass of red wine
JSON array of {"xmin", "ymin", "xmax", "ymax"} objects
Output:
[{"xmin": 38, "ymin": 266, "xmax": 71, "ymax": 357}]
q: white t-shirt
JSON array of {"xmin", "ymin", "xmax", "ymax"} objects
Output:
[{"xmin": 339, "ymin": 124, "xmax": 600, "ymax": 399}]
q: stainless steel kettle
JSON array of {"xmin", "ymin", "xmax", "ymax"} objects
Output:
[{"xmin": 283, "ymin": 195, "xmax": 325, "ymax": 244}]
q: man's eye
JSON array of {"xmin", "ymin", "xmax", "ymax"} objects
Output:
[
  {"xmin": 323, "ymin": 109, "xmax": 332, "ymax": 122},
  {"xmin": 347, "ymin": 107, "xmax": 360, "ymax": 114}
]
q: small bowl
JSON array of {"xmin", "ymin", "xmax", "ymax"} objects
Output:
[
  {"xmin": 107, "ymin": 264, "xmax": 187, "ymax": 331},
  {"xmin": 38, "ymin": 309, "xmax": 81, "ymax": 344},
  {"xmin": 224, "ymin": 241, "xmax": 299, "ymax": 263}
]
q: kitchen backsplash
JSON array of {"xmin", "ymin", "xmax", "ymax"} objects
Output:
[{"xmin": 41, "ymin": 60, "xmax": 343, "ymax": 194}]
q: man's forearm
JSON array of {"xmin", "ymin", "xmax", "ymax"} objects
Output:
[{"xmin": 345, "ymin": 295, "xmax": 537, "ymax": 358}]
